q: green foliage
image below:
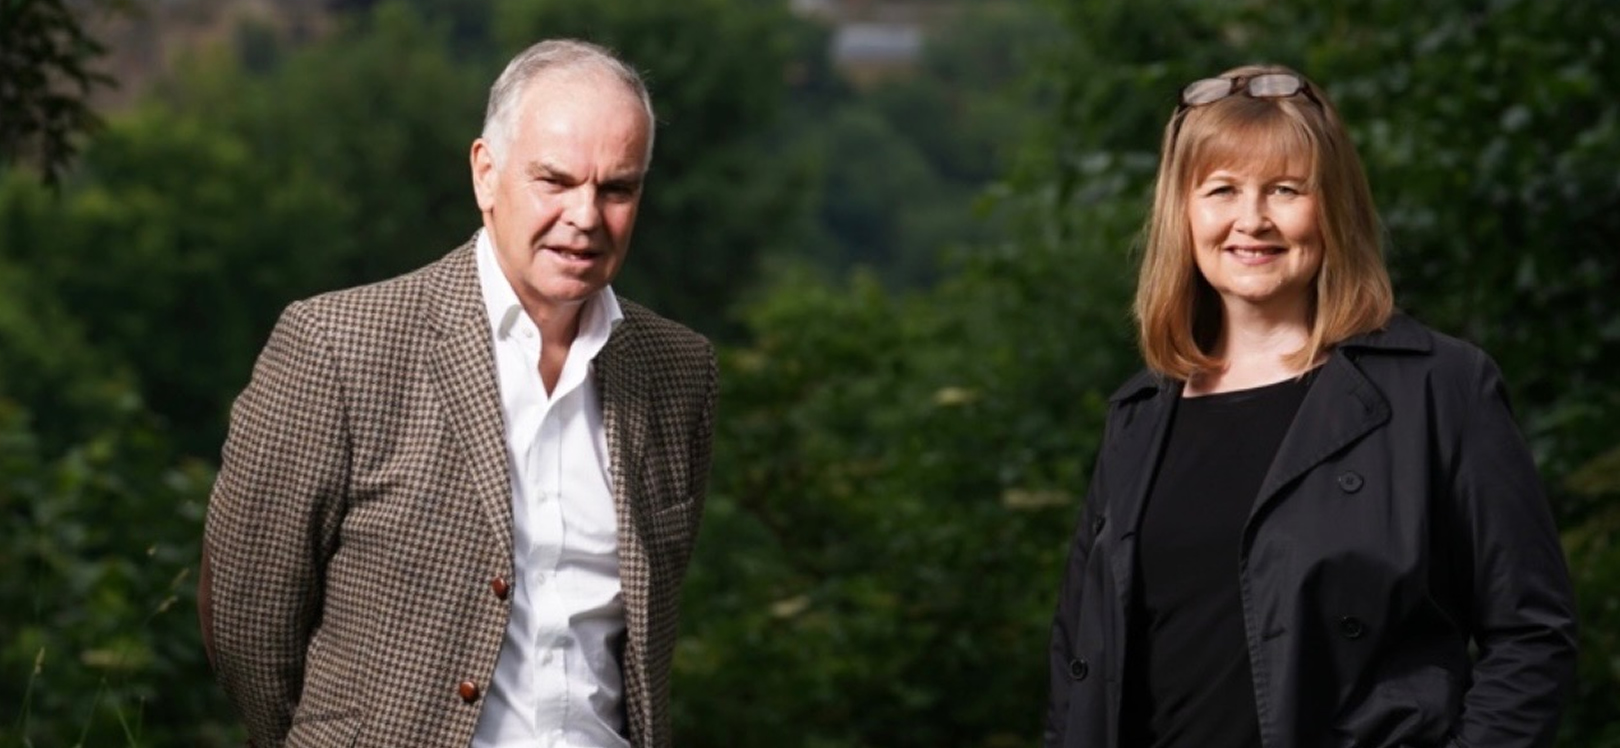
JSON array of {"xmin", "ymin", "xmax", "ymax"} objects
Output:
[
  {"xmin": 0, "ymin": 191, "xmax": 133, "ymax": 450},
  {"xmin": 677, "ymin": 228, "xmax": 1135, "ymax": 745},
  {"xmin": 0, "ymin": 396, "xmax": 232, "ymax": 745},
  {"xmin": 785, "ymin": 1, "xmax": 1059, "ymax": 288},
  {"xmin": 1, "ymin": 2, "xmax": 483, "ymax": 455}
]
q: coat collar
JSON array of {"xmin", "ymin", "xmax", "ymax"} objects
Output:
[
  {"xmin": 1336, "ymin": 312, "xmax": 1431, "ymax": 354},
  {"xmin": 1107, "ymin": 312, "xmax": 1430, "ymax": 404}
]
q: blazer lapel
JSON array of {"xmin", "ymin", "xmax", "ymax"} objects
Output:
[
  {"xmin": 595, "ymin": 315, "xmax": 651, "ymax": 547},
  {"xmin": 427, "ymin": 243, "xmax": 515, "ymax": 563},
  {"xmin": 591, "ymin": 316, "xmax": 654, "ymax": 739}
]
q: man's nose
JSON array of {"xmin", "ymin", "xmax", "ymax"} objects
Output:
[{"xmin": 564, "ymin": 186, "xmax": 602, "ymax": 231}]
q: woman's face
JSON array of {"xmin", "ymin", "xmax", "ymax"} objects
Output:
[{"xmin": 1187, "ymin": 156, "xmax": 1324, "ymax": 320}]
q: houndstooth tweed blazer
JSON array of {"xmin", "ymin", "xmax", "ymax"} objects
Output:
[{"xmin": 204, "ymin": 240, "xmax": 717, "ymax": 747}]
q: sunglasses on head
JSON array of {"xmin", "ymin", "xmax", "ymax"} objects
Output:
[
  {"xmin": 1168, "ymin": 72, "xmax": 1324, "ymax": 147},
  {"xmin": 1178, "ymin": 73, "xmax": 1322, "ymax": 110}
]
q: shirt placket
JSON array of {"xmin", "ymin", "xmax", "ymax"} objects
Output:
[{"xmin": 531, "ymin": 385, "xmax": 577, "ymax": 746}]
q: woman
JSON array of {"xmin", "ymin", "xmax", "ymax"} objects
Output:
[{"xmin": 1045, "ymin": 65, "xmax": 1577, "ymax": 748}]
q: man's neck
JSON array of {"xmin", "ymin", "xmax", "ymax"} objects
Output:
[{"xmin": 527, "ymin": 302, "xmax": 583, "ymax": 396}]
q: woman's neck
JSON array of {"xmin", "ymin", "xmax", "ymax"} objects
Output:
[{"xmin": 1185, "ymin": 305, "xmax": 1316, "ymax": 396}]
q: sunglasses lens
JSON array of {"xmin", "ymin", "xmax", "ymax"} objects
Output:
[
  {"xmin": 1248, "ymin": 74, "xmax": 1303, "ymax": 98},
  {"xmin": 1181, "ymin": 78, "xmax": 1233, "ymax": 106}
]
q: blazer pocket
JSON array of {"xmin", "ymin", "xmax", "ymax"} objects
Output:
[
  {"xmin": 285, "ymin": 709, "xmax": 362, "ymax": 748},
  {"xmin": 643, "ymin": 499, "xmax": 699, "ymax": 563}
]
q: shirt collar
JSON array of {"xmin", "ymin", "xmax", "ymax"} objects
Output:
[{"xmin": 474, "ymin": 229, "xmax": 623, "ymax": 346}]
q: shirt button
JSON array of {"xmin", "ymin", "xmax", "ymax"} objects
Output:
[
  {"xmin": 1067, "ymin": 657, "xmax": 1089, "ymax": 681},
  {"xmin": 490, "ymin": 577, "xmax": 510, "ymax": 600},
  {"xmin": 1337, "ymin": 471, "xmax": 1365, "ymax": 493},
  {"xmin": 457, "ymin": 680, "xmax": 481, "ymax": 703}
]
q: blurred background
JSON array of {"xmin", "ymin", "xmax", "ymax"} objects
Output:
[{"xmin": 3, "ymin": 0, "xmax": 1618, "ymax": 744}]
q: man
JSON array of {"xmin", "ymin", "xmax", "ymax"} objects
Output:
[{"xmin": 200, "ymin": 39, "xmax": 717, "ymax": 747}]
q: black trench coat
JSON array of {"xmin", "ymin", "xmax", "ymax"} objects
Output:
[{"xmin": 1045, "ymin": 315, "xmax": 1577, "ymax": 748}]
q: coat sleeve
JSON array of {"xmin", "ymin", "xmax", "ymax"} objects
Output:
[
  {"xmin": 1445, "ymin": 350, "xmax": 1577, "ymax": 747},
  {"xmin": 202, "ymin": 300, "xmax": 353, "ymax": 743},
  {"xmin": 1045, "ymin": 422, "xmax": 1112, "ymax": 747}
]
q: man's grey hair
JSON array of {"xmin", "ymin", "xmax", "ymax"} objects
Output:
[{"xmin": 481, "ymin": 39, "xmax": 656, "ymax": 164}]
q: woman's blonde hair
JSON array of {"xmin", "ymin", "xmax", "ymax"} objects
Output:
[{"xmin": 1134, "ymin": 64, "xmax": 1393, "ymax": 380}]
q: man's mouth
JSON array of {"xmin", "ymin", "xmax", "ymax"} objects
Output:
[{"xmin": 547, "ymin": 246, "xmax": 600, "ymax": 261}]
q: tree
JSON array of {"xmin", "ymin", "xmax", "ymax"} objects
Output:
[
  {"xmin": 1, "ymin": 2, "xmax": 485, "ymax": 454},
  {"xmin": 0, "ymin": 0, "xmax": 119, "ymax": 183}
]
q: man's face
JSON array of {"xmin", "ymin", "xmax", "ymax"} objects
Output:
[{"xmin": 471, "ymin": 70, "xmax": 651, "ymax": 323}]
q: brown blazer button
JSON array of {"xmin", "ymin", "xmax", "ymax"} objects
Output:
[
  {"xmin": 491, "ymin": 577, "xmax": 510, "ymax": 600},
  {"xmin": 458, "ymin": 680, "xmax": 481, "ymax": 703}
]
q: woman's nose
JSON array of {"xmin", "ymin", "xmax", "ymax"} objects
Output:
[{"xmin": 1234, "ymin": 195, "xmax": 1271, "ymax": 234}]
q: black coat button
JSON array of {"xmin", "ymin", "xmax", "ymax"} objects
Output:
[
  {"xmin": 1091, "ymin": 515, "xmax": 1106, "ymax": 536},
  {"xmin": 1068, "ymin": 658, "xmax": 1089, "ymax": 681},
  {"xmin": 1338, "ymin": 616, "xmax": 1367, "ymax": 640},
  {"xmin": 1336, "ymin": 471, "xmax": 1364, "ymax": 493}
]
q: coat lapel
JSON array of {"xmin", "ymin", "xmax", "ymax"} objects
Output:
[
  {"xmin": 1249, "ymin": 352, "xmax": 1390, "ymax": 525},
  {"xmin": 1103, "ymin": 373, "xmax": 1180, "ymax": 608},
  {"xmin": 427, "ymin": 243, "xmax": 516, "ymax": 564}
]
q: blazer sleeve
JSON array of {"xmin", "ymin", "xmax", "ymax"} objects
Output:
[
  {"xmin": 1445, "ymin": 350, "xmax": 1578, "ymax": 747},
  {"xmin": 203, "ymin": 300, "xmax": 353, "ymax": 743},
  {"xmin": 687, "ymin": 342, "xmax": 719, "ymax": 511}
]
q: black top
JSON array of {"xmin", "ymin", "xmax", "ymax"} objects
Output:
[{"xmin": 1121, "ymin": 374, "xmax": 1312, "ymax": 748}]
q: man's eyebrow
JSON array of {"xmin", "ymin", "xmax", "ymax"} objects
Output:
[
  {"xmin": 602, "ymin": 171, "xmax": 645, "ymax": 190},
  {"xmin": 523, "ymin": 161, "xmax": 643, "ymax": 189},
  {"xmin": 525, "ymin": 160, "xmax": 574, "ymax": 182}
]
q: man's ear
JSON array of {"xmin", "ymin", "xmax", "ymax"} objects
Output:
[{"xmin": 471, "ymin": 139, "xmax": 498, "ymax": 212}]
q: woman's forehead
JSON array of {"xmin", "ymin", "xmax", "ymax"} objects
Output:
[{"xmin": 1195, "ymin": 150, "xmax": 1314, "ymax": 181}]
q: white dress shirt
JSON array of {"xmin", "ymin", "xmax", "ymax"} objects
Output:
[{"xmin": 471, "ymin": 230, "xmax": 632, "ymax": 748}]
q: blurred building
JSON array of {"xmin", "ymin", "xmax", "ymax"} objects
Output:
[
  {"xmin": 792, "ymin": 0, "xmax": 957, "ymax": 87},
  {"xmin": 85, "ymin": 0, "xmax": 329, "ymax": 109}
]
